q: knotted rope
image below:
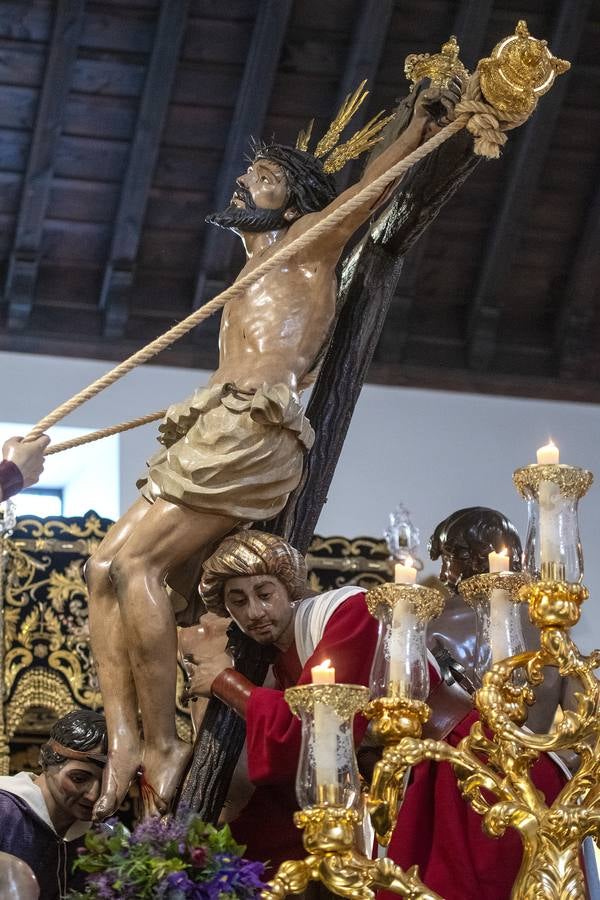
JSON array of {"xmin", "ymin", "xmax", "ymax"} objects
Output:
[{"xmin": 30, "ymin": 70, "xmax": 526, "ymax": 455}]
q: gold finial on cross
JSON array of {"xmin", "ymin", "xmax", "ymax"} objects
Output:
[{"xmin": 478, "ymin": 19, "xmax": 570, "ymax": 118}]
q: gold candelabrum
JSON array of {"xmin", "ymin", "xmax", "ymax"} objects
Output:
[
  {"xmin": 261, "ymin": 23, "xmax": 583, "ymax": 900},
  {"xmin": 262, "ymin": 445, "xmax": 600, "ymax": 900}
]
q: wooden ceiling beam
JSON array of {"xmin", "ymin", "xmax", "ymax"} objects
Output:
[
  {"xmin": 466, "ymin": 0, "xmax": 591, "ymax": 371},
  {"xmin": 100, "ymin": 0, "xmax": 189, "ymax": 339},
  {"xmin": 366, "ymin": 360, "xmax": 600, "ymax": 404},
  {"xmin": 557, "ymin": 169, "xmax": 600, "ymax": 377},
  {"xmin": 452, "ymin": 0, "xmax": 494, "ymax": 70},
  {"xmin": 332, "ymin": 0, "xmax": 394, "ymax": 194},
  {"xmin": 3, "ymin": 0, "xmax": 86, "ymax": 331},
  {"xmin": 0, "ymin": 330, "xmax": 216, "ymax": 372},
  {"xmin": 191, "ymin": 0, "xmax": 293, "ymax": 321}
]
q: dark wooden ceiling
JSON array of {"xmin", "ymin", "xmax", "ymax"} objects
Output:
[{"xmin": 0, "ymin": 0, "xmax": 599, "ymax": 402}]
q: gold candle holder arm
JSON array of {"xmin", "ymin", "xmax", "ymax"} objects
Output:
[
  {"xmin": 262, "ymin": 806, "xmax": 444, "ymax": 900},
  {"xmin": 368, "ymin": 746, "xmax": 412, "ymax": 846},
  {"xmin": 365, "ymin": 694, "xmax": 507, "ymax": 846}
]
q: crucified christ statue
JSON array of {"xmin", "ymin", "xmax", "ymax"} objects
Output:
[{"xmin": 85, "ymin": 79, "xmax": 461, "ymax": 820}]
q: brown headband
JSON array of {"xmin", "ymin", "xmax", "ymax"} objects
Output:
[{"xmin": 47, "ymin": 739, "xmax": 107, "ymax": 767}]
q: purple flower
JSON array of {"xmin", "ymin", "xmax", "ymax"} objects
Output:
[
  {"xmin": 238, "ymin": 859, "xmax": 268, "ymax": 890},
  {"xmin": 162, "ymin": 870, "xmax": 211, "ymax": 899},
  {"xmin": 166, "ymin": 871, "xmax": 196, "ymax": 890},
  {"xmin": 205, "ymin": 854, "xmax": 267, "ymax": 896},
  {"xmin": 131, "ymin": 815, "xmax": 188, "ymax": 847},
  {"xmin": 88, "ymin": 872, "xmax": 118, "ymax": 899}
]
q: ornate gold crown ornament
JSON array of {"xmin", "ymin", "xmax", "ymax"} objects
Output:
[
  {"xmin": 404, "ymin": 35, "xmax": 470, "ymax": 88},
  {"xmin": 478, "ymin": 19, "xmax": 570, "ymax": 118},
  {"xmin": 295, "ymin": 80, "xmax": 395, "ymax": 174}
]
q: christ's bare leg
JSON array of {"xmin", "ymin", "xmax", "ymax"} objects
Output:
[
  {"xmin": 109, "ymin": 498, "xmax": 238, "ymax": 816},
  {"xmin": 85, "ymin": 496, "xmax": 152, "ymax": 819}
]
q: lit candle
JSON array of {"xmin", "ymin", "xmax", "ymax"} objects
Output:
[
  {"xmin": 311, "ymin": 659, "xmax": 336, "ymax": 684},
  {"xmin": 537, "ymin": 440, "xmax": 559, "ymax": 465},
  {"xmin": 394, "ymin": 557, "xmax": 417, "ymax": 585},
  {"xmin": 536, "ymin": 442, "xmax": 561, "ymax": 571},
  {"xmin": 488, "ymin": 548, "xmax": 510, "ymax": 574},
  {"xmin": 389, "ymin": 561, "xmax": 416, "ymax": 695},
  {"xmin": 489, "ymin": 587, "xmax": 526, "ymax": 669},
  {"xmin": 312, "ymin": 660, "xmax": 338, "ymax": 791},
  {"xmin": 388, "ymin": 596, "xmax": 415, "ymax": 695}
]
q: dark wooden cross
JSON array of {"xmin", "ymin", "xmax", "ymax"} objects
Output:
[{"xmin": 177, "ymin": 91, "xmax": 480, "ymax": 821}]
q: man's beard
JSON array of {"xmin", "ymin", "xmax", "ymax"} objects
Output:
[{"xmin": 205, "ymin": 186, "xmax": 288, "ymax": 233}]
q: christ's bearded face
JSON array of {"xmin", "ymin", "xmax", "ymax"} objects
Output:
[{"xmin": 206, "ymin": 158, "xmax": 294, "ymax": 233}]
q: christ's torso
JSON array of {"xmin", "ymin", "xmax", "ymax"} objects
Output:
[{"xmin": 213, "ymin": 252, "xmax": 337, "ymax": 393}]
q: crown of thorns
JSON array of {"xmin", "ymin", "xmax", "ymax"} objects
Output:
[{"xmin": 295, "ymin": 80, "xmax": 394, "ymax": 174}]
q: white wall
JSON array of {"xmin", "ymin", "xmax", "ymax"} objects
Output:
[
  {"xmin": 0, "ymin": 420, "xmax": 119, "ymax": 519},
  {"xmin": 0, "ymin": 351, "xmax": 210, "ymax": 515},
  {"xmin": 2, "ymin": 350, "xmax": 599, "ymax": 649}
]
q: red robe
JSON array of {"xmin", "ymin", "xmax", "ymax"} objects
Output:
[
  {"xmin": 234, "ymin": 591, "xmax": 567, "ymax": 898},
  {"xmin": 232, "ymin": 590, "xmax": 378, "ymax": 870}
]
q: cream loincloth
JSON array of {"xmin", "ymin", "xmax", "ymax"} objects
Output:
[{"xmin": 138, "ymin": 382, "xmax": 314, "ymax": 521}]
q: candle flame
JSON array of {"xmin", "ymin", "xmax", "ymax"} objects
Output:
[
  {"xmin": 499, "ymin": 547, "xmax": 507, "ymax": 557},
  {"xmin": 321, "ymin": 659, "xmax": 332, "ymax": 670},
  {"xmin": 404, "ymin": 555, "xmax": 413, "ymax": 567}
]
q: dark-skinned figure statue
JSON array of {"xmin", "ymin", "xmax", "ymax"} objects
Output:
[{"xmin": 428, "ymin": 506, "xmax": 562, "ymax": 734}]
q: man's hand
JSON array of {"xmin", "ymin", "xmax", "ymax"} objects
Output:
[
  {"xmin": 2, "ymin": 435, "xmax": 50, "ymax": 488},
  {"xmin": 179, "ymin": 612, "xmax": 232, "ymax": 701},
  {"xmin": 185, "ymin": 652, "xmax": 233, "ymax": 700},
  {"xmin": 411, "ymin": 76, "xmax": 464, "ymax": 140}
]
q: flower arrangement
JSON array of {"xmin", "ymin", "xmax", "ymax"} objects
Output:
[{"xmin": 66, "ymin": 812, "xmax": 268, "ymax": 899}]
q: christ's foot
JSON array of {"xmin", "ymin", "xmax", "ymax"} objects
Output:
[
  {"xmin": 93, "ymin": 748, "xmax": 140, "ymax": 821},
  {"xmin": 140, "ymin": 738, "xmax": 192, "ymax": 818}
]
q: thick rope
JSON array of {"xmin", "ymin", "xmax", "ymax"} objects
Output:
[
  {"xmin": 28, "ymin": 70, "xmax": 526, "ymax": 452},
  {"xmin": 44, "ymin": 409, "xmax": 167, "ymax": 456}
]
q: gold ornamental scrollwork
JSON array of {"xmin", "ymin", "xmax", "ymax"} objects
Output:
[
  {"xmin": 405, "ymin": 35, "xmax": 470, "ymax": 88},
  {"xmin": 307, "ymin": 534, "xmax": 394, "ymax": 596},
  {"xmin": 6, "ymin": 669, "xmax": 76, "ymax": 740},
  {"xmin": 262, "ymin": 805, "xmax": 443, "ymax": 900},
  {"xmin": 458, "ymin": 571, "xmax": 532, "ymax": 609},
  {"xmin": 363, "ymin": 577, "xmax": 600, "ymax": 899},
  {"xmin": 512, "ymin": 464, "xmax": 593, "ymax": 500},
  {"xmin": 285, "ymin": 684, "xmax": 369, "ymax": 719},
  {"xmin": 365, "ymin": 583, "xmax": 444, "ymax": 623},
  {"xmin": 1, "ymin": 512, "xmax": 192, "ymax": 766}
]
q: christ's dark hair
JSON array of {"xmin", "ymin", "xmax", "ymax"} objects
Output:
[
  {"xmin": 252, "ymin": 140, "xmax": 338, "ymax": 215},
  {"xmin": 39, "ymin": 709, "xmax": 107, "ymax": 770},
  {"xmin": 429, "ymin": 507, "xmax": 522, "ymax": 572}
]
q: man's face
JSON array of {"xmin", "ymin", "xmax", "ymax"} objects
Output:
[
  {"xmin": 206, "ymin": 158, "xmax": 292, "ymax": 233},
  {"xmin": 224, "ymin": 573, "xmax": 294, "ymax": 647},
  {"xmin": 44, "ymin": 756, "xmax": 103, "ymax": 822}
]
